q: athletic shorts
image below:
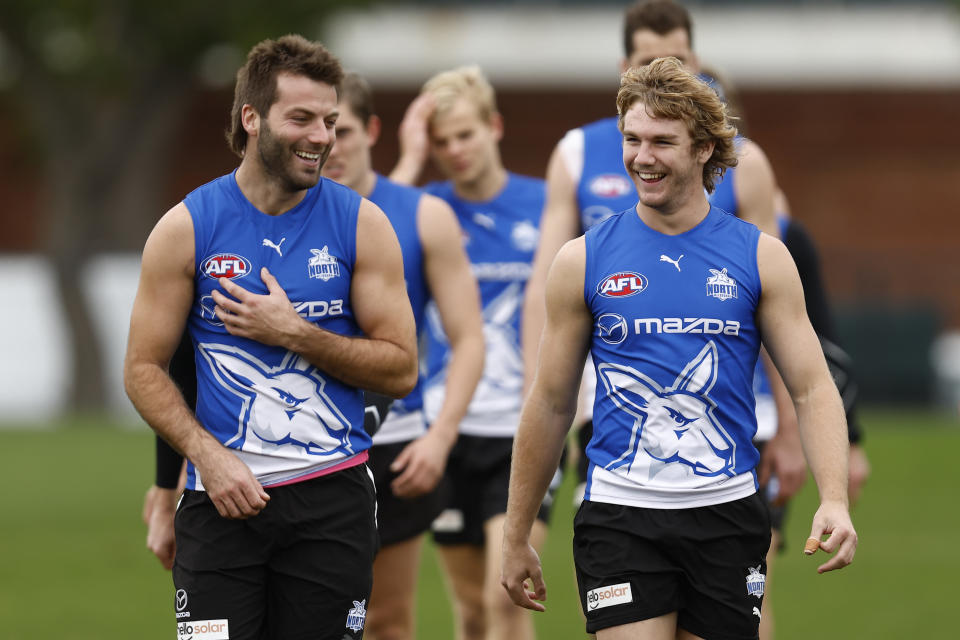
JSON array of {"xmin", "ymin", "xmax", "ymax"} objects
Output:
[
  {"xmin": 432, "ymin": 435, "xmax": 563, "ymax": 546},
  {"xmin": 368, "ymin": 439, "xmax": 445, "ymax": 546},
  {"xmin": 172, "ymin": 464, "xmax": 378, "ymax": 640},
  {"xmin": 573, "ymin": 494, "xmax": 771, "ymax": 639}
]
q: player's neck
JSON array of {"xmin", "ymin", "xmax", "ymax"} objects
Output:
[
  {"xmin": 235, "ymin": 160, "xmax": 308, "ymax": 216},
  {"xmin": 350, "ymin": 170, "xmax": 377, "ymax": 199},
  {"xmin": 635, "ymin": 193, "xmax": 711, "ymax": 235},
  {"xmin": 453, "ymin": 163, "xmax": 507, "ymax": 202}
]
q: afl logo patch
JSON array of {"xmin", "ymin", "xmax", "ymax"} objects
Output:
[
  {"xmin": 202, "ymin": 253, "xmax": 251, "ymax": 279},
  {"xmin": 597, "ymin": 272, "xmax": 648, "ymax": 298},
  {"xmin": 589, "ymin": 174, "xmax": 633, "ymax": 198}
]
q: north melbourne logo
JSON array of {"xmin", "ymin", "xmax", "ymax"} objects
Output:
[
  {"xmin": 308, "ymin": 246, "xmax": 340, "ymax": 281},
  {"xmin": 746, "ymin": 565, "xmax": 766, "ymax": 598},
  {"xmin": 346, "ymin": 600, "xmax": 367, "ymax": 632},
  {"xmin": 706, "ymin": 268, "xmax": 738, "ymax": 301}
]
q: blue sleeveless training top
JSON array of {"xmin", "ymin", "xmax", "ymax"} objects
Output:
[
  {"xmin": 367, "ymin": 174, "xmax": 431, "ymax": 444},
  {"xmin": 576, "ymin": 117, "xmax": 638, "ymax": 232},
  {"xmin": 185, "ymin": 172, "xmax": 369, "ymax": 490},
  {"xmin": 583, "ymin": 206, "xmax": 763, "ymax": 508},
  {"xmin": 422, "ymin": 173, "xmax": 543, "ymax": 438}
]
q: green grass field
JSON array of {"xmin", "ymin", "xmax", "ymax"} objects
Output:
[{"xmin": 0, "ymin": 407, "xmax": 955, "ymax": 639}]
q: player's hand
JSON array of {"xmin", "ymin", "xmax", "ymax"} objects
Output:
[
  {"xmin": 390, "ymin": 93, "xmax": 435, "ymax": 185},
  {"xmin": 848, "ymin": 444, "xmax": 870, "ymax": 505},
  {"xmin": 390, "ymin": 427, "xmax": 455, "ymax": 498},
  {"xmin": 804, "ymin": 500, "xmax": 857, "ymax": 573},
  {"xmin": 196, "ymin": 445, "xmax": 270, "ymax": 519},
  {"xmin": 212, "ymin": 268, "xmax": 304, "ymax": 347},
  {"xmin": 501, "ymin": 538, "xmax": 547, "ymax": 612},
  {"xmin": 758, "ymin": 425, "xmax": 807, "ymax": 506},
  {"xmin": 143, "ymin": 485, "xmax": 178, "ymax": 569}
]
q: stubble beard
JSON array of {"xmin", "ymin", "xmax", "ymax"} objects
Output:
[{"xmin": 258, "ymin": 120, "xmax": 330, "ymax": 192}]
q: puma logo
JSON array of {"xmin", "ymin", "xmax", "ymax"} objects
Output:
[
  {"xmin": 659, "ymin": 254, "xmax": 683, "ymax": 272},
  {"xmin": 263, "ymin": 237, "xmax": 286, "ymax": 256},
  {"xmin": 753, "ymin": 607, "xmax": 762, "ymax": 620}
]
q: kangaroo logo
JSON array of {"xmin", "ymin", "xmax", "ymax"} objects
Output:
[
  {"xmin": 598, "ymin": 342, "xmax": 735, "ymax": 482},
  {"xmin": 198, "ymin": 343, "xmax": 354, "ymax": 456},
  {"xmin": 424, "ymin": 282, "xmax": 525, "ymax": 417}
]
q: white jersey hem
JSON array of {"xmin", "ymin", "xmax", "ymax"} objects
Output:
[
  {"xmin": 585, "ymin": 467, "xmax": 757, "ymax": 509},
  {"xmin": 373, "ymin": 409, "xmax": 427, "ymax": 445}
]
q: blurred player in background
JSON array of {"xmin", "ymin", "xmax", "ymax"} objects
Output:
[
  {"xmin": 391, "ymin": 66, "xmax": 558, "ymax": 640},
  {"xmin": 502, "ymin": 57, "xmax": 857, "ymax": 639},
  {"xmin": 125, "ymin": 35, "xmax": 417, "ymax": 639},
  {"xmin": 322, "ymin": 71, "xmax": 486, "ymax": 640}
]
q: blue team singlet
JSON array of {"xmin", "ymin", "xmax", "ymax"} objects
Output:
[
  {"xmin": 367, "ymin": 174, "xmax": 431, "ymax": 445},
  {"xmin": 583, "ymin": 206, "xmax": 763, "ymax": 508},
  {"xmin": 576, "ymin": 117, "xmax": 638, "ymax": 233},
  {"xmin": 422, "ymin": 173, "xmax": 544, "ymax": 438},
  {"xmin": 184, "ymin": 172, "xmax": 369, "ymax": 490}
]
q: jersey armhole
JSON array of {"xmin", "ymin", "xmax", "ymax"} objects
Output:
[{"xmin": 558, "ymin": 128, "xmax": 585, "ymax": 185}]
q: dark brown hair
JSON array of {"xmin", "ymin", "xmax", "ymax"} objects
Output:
[
  {"xmin": 623, "ymin": 0, "xmax": 693, "ymax": 58},
  {"xmin": 339, "ymin": 72, "xmax": 375, "ymax": 125},
  {"xmin": 226, "ymin": 34, "xmax": 343, "ymax": 157}
]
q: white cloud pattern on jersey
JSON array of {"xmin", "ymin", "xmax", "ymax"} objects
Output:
[
  {"xmin": 598, "ymin": 341, "xmax": 736, "ymax": 482},
  {"xmin": 198, "ymin": 343, "xmax": 354, "ymax": 457},
  {"xmin": 425, "ymin": 281, "xmax": 524, "ymax": 418}
]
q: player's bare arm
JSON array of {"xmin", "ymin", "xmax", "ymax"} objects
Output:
[
  {"xmin": 502, "ymin": 237, "xmax": 592, "ymax": 612},
  {"xmin": 756, "ymin": 347, "xmax": 807, "ymax": 506},
  {"xmin": 521, "ymin": 143, "xmax": 583, "ymax": 392},
  {"xmin": 212, "ymin": 199, "xmax": 418, "ymax": 398},
  {"xmin": 733, "ymin": 139, "xmax": 779, "ymax": 238},
  {"xmin": 390, "ymin": 195, "xmax": 485, "ymax": 498},
  {"xmin": 124, "ymin": 203, "xmax": 270, "ymax": 520},
  {"xmin": 389, "ymin": 93, "xmax": 436, "ymax": 186},
  {"xmin": 756, "ymin": 233, "xmax": 858, "ymax": 573}
]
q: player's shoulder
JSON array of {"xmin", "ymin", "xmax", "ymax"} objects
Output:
[{"xmin": 507, "ymin": 172, "xmax": 546, "ymax": 192}]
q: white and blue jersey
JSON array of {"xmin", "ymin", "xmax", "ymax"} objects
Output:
[
  {"xmin": 583, "ymin": 206, "xmax": 763, "ymax": 509},
  {"xmin": 560, "ymin": 116, "xmax": 638, "ymax": 234},
  {"xmin": 422, "ymin": 174, "xmax": 543, "ymax": 438},
  {"xmin": 185, "ymin": 172, "xmax": 369, "ymax": 490},
  {"xmin": 368, "ymin": 174, "xmax": 431, "ymax": 445}
]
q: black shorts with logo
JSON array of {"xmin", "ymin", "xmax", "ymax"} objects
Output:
[
  {"xmin": 432, "ymin": 435, "xmax": 563, "ymax": 546},
  {"xmin": 172, "ymin": 464, "xmax": 378, "ymax": 640},
  {"xmin": 368, "ymin": 440, "xmax": 445, "ymax": 546},
  {"xmin": 573, "ymin": 494, "xmax": 771, "ymax": 639}
]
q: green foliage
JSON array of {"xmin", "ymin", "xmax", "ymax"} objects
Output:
[{"xmin": 0, "ymin": 408, "xmax": 956, "ymax": 638}]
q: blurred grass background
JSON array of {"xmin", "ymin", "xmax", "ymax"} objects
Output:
[{"xmin": 0, "ymin": 407, "xmax": 955, "ymax": 639}]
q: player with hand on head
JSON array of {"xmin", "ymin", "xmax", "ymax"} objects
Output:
[
  {"xmin": 124, "ymin": 35, "xmax": 417, "ymax": 639},
  {"xmin": 390, "ymin": 66, "xmax": 558, "ymax": 640},
  {"xmin": 502, "ymin": 57, "xmax": 856, "ymax": 640},
  {"xmin": 322, "ymin": 71, "xmax": 486, "ymax": 640}
]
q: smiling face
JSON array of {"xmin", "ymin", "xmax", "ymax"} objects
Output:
[
  {"xmin": 247, "ymin": 72, "xmax": 339, "ymax": 192},
  {"xmin": 428, "ymin": 97, "xmax": 502, "ymax": 187},
  {"xmin": 621, "ymin": 101, "xmax": 712, "ymax": 214},
  {"xmin": 321, "ymin": 101, "xmax": 377, "ymax": 192}
]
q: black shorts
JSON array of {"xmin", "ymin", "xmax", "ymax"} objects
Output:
[
  {"xmin": 432, "ymin": 435, "xmax": 563, "ymax": 546},
  {"xmin": 368, "ymin": 440, "xmax": 445, "ymax": 546},
  {"xmin": 573, "ymin": 494, "xmax": 771, "ymax": 639},
  {"xmin": 172, "ymin": 464, "xmax": 378, "ymax": 640}
]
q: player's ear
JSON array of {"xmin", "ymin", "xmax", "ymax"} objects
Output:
[
  {"xmin": 366, "ymin": 114, "xmax": 382, "ymax": 146},
  {"xmin": 241, "ymin": 104, "xmax": 260, "ymax": 138},
  {"xmin": 489, "ymin": 112, "xmax": 504, "ymax": 142}
]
